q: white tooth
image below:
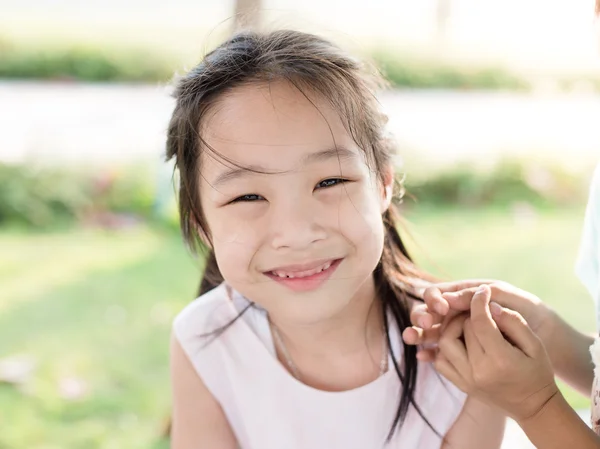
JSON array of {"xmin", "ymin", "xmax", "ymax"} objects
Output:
[{"xmin": 273, "ymin": 262, "xmax": 334, "ymax": 279}]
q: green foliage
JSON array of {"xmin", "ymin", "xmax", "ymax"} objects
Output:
[
  {"xmin": 404, "ymin": 160, "xmax": 587, "ymax": 208},
  {"xmin": 5, "ymin": 36, "xmax": 600, "ymax": 93},
  {"xmin": 0, "ymin": 35, "xmax": 532, "ymax": 90},
  {"xmin": 0, "ymin": 164, "xmax": 90, "ymax": 227},
  {"xmin": 92, "ymin": 168, "xmax": 156, "ymax": 217},
  {"xmin": 0, "ymin": 163, "xmax": 159, "ymax": 228},
  {"xmin": 370, "ymin": 51, "xmax": 530, "ymax": 90},
  {"xmin": 0, "ymin": 39, "xmax": 176, "ymax": 82}
]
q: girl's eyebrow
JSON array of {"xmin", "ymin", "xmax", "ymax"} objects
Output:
[
  {"xmin": 211, "ymin": 146, "xmax": 358, "ymax": 187},
  {"xmin": 304, "ymin": 146, "xmax": 358, "ymax": 164}
]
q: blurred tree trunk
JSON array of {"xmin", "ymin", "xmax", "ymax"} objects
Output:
[
  {"xmin": 434, "ymin": 0, "xmax": 451, "ymax": 48},
  {"xmin": 234, "ymin": 0, "xmax": 263, "ymax": 31}
]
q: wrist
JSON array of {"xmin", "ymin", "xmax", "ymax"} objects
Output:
[
  {"xmin": 534, "ymin": 302, "xmax": 558, "ymax": 347},
  {"xmin": 516, "ymin": 385, "xmax": 562, "ymax": 428},
  {"xmin": 517, "ymin": 389, "xmax": 600, "ymax": 449}
]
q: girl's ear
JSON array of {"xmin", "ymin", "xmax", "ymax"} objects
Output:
[{"xmin": 380, "ymin": 164, "xmax": 395, "ymax": 213}]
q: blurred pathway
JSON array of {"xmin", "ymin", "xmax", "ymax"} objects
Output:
[{"xmin": 1, "ymin": 82, "xmax": 599, "ymax": 168}]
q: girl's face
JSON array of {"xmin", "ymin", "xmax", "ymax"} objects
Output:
[{"xmin": 199, "ymin": 81, "xmax": 393, "ymax": 323}]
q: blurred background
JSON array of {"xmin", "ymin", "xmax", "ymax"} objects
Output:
[{"xmin": 1, "ymin": 1, "xmax": 599, "ymax": 448}]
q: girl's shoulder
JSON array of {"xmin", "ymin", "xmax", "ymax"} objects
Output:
[
  {"xmin": 172, "ymin": 283, "xmax": 251, "ymax": 395},
  {"xmin": 172, "ymin": 283, "xmax": 238, "ymax": 344}
]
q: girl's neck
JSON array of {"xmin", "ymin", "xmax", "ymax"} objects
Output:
[{"xmin": 268, "ymin": 277, "xmax": 385, "ymax": 359}]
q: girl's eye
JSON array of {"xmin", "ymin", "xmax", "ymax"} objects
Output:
[
  {"xmin": 231, "ymin": 194, "xmax": 265, "ymax": 203},
  {"xmin": 316, "ymin": 178, "xmax": 348, "ymax": 189}
]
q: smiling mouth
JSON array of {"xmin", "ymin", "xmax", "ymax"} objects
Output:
[
  {"xmin": 263, "ymin": 259, "xmax": 343, "ymax": 292},
  {"xmin": 268, "ymin": 260, "xmax": 336, "ymax": 279}
]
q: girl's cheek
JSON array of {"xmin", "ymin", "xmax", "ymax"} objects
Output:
[
  {"xmin": 334, "ymin": 188, "xmax": 386, "ymax": 241},
  {"xmin": 207, "ymin": 204, "xmax": 266, "ymax": 243},
  {"xmin": 213, "ymin": 237, "xmax": 259, "ymax": 283},
  {"xmin": 212, "ymin": 219, "xmax": 263, "ymax": 246}
]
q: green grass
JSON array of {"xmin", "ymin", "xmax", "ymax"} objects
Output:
[
  {"xmin": 0, "ymin": 227, "xmax": 200, "ymax": 449},
  {"xmin": 0, "ymin": 205, "xmax": 594, "ymax": 448}
]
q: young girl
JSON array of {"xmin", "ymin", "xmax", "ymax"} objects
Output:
[
  {"xmin": 403, "ymin": 145, "xmax": 600, "ymax": 444},
  {"xmin": 166, "ymin": 30, "xmax": 505, "ymax": 448}
]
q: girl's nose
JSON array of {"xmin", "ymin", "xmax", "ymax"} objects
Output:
[{"xmin": 269, "ymin": 199, "xmax": 327, "ymax": 251}]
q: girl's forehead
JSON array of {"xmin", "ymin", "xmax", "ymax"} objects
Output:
[{"xmin": 202, "ymin": 82, "xmax": 356, "ymax": 161}]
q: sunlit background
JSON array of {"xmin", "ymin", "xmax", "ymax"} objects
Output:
[{"xmin": 1, "ymin": 1, "xmax": 599, "ymax": 448}]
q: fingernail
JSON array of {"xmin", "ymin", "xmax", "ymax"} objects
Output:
[
  {"xmin": 443, "ymin": 292, "xmax": 458, "ymax": 300},
  {"xmin": 419, "ymin": 317, "xmax": 428, "ymax": 328},
  {"xmin": 476, "ymin": 285, "xmax": 488, "ymax": 295},
  {"xmin": 490, "ymin": 301, "xmax": 502, "ymax": 317}
]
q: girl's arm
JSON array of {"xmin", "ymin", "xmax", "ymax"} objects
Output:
[
  {"xmin": 517, "ymin": 391, "xmax": 600, "ymax": 449},
  {"xmin": 442, "ymin": 397, "xmax": 506, "ymax": 449},
  {"xmin": 170, "ymin": 334, "xmax": 238, "ymax": 449},
  {"xmin": 539, "ymin": 308, "xmax": 595, "ymax": 396}
]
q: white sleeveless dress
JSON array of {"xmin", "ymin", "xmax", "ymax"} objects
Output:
[{"xmin": 173, "ymin": 283, "xmax": 467, "ymax": 449}]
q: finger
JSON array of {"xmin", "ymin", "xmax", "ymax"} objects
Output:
[
  {"xmin": 428, "ymin": 279, "xmax": 497, "ymax": 295},
  {"xmin": 445, "ymin": 282, "xmax": 540, "ymax": 315},
  {"xmin": 438, "ymin": 315, "xmax": 471, "ymax": 377},
  {"xmin": 442, "ymin": 288, "xmax": 478, "ymax": 312},
  {"xmin": 441, "ymin": 284, "xmax": 504, "ymax": 312},
  {"xmin": 463, "ymin": 317, "xmax": 484, "ymax": 362},
  {"xmin": 416, "ymin": 348, "xmax": 437, "ymax": 362},
  {"xmin": 438, "ymin": 308, "xmax": 469, "ymax": 335},
  {"xmin": 491, "ymin": 303, "xmax": 541, "ymax": 358},
  {"xmin": 423, "ymin": 286, "xmax": 450, "ymax": 316},
  {"xmin": 402, "ymin": 326, "xmax": 421, "ymax": 345},
  {"xmin": 410, "ymin": 303, "xmax": 442, "ymax": 330},
  {"xmin": 417, "ymin": 280, "xmax": 499, "ymax": 324},
  {"xmin": 434, "ymin": 353, "xmax": 469, "ymax": 393},
  {"xmin": 470, "ymin": 285, "xmax": 505, "ymax": 352},
  {"xmin": 402, "ymin": 325, "xmax": 441, "ymax": 346},
  {"xmin": 442, "ymin": 313, "xmax": 468, "ymax": 340}
]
